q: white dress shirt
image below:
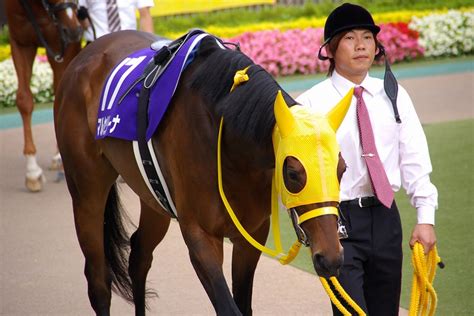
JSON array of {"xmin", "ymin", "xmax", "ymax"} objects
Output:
[
  {"xmin": 79, "ymin": 0, "xmax": 154, "ymax": 42},
  {"xmin": 296, "ymin": 71, "xmax": 438, "ymax": 225}
]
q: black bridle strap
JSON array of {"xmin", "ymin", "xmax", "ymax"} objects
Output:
[
  {"xmin": 46, "ymin": 0, "xmax": 78, "ymax": 14},
  {"xmin": 20, "ymin": 0, "xmax": 70, "ymax": 62}
]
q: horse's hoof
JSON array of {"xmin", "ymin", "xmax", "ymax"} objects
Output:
[
  {"xmin": 49, "ymin": 154, "xmax": 63, "ymax": 171},
  {"xmin": 54, "ymin": 170, "xmax": 65, "ymax": 183},
  {"xmin": 25, "ymin": 174, "xmax": 46, "ymax": 192}
]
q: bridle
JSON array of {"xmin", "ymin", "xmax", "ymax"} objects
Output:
[
  {"xmin": 20, "ymin": 0, "xmax": 80, "ymax": 62},
  {"xmin": 42, "ymin": 0, "xmax": 78, "ymax": 14},
  {"xmin": 289, "ymin": 207, "xmax": 348, "ymax": 247}
]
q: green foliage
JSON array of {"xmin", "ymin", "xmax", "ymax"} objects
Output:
[
  {"xmin": 0, "ymin": 26, "xmax": 9, "ymax": 45},
  {"xmin": 153, "ymin": 0, "xmax": 473, "ymax": 37}
]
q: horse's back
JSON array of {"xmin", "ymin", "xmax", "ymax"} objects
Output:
[{"xmin": 55, "ymin": 30, "xmax": 157, "ymax": 137}]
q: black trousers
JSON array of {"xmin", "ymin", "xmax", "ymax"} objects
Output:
[{"xmin": 331, "ymin": 199, "xmax": 403, "ymax": 316}]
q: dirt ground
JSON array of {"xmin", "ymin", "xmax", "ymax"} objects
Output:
[{"xmin": 1, "ymin": 71, "xmax": 472, "ymax": 315}]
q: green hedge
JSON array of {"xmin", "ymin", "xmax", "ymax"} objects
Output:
[{"xmin": 0, "ymin": 27, "xmax": 8, "ymax": 46}]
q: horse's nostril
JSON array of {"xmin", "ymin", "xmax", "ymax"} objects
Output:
[
  {"xmin": 314, "ymin": 253, "xmax": 326, "ymax": 269},
  {"xmin": 313, "ymin": 253, "xmax": 343, "ymax": 278}
]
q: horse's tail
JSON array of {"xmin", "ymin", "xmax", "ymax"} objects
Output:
[{"xmin": 104, "ymin": 183, "xmax": 134, "ymax": 303}]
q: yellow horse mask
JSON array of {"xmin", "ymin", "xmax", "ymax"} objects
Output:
[{"xmin": 272, "ymin": 89, "xmax": 353, "ymax": 217}]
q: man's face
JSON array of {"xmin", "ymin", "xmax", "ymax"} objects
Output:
[{"xmin": 328, "ymin": 29, "xmax": 377, "ymax": 81}]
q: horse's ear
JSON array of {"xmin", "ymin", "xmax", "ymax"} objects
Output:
[
  {"xmin": 274, "ymin": 90, "xmax": 295, "ymax": 138},
  {"xmin": 327, "ymin": 87, "xmax": 354, "ymax": 132}
]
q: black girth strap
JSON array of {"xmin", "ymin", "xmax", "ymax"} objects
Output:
[
  {"xmin": 136, "ymin": 84, "xmax": 175, "ymax": 217},
  {"xmin": 134, "ymin": 29, "xmax": 209, "ymax": 218}
]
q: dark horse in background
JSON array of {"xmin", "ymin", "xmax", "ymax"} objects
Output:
[
  {"xmin": 55, "ymin": 30, "xmax": 349, "ymax": 315},
  {"xmin": 5, "ymin": 0, "xmax": 82, "ymax": 192}
]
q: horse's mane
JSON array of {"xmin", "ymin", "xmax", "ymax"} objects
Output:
[{"xmin": 188, "ymin": 36, "xmax": 296, "ymax": 145}]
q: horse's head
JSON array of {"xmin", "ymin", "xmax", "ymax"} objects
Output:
[
  {"xmin": 43, "ymin": 0, "xmax": 83, "ymax": 43},
  {"xmin": 272, "ymin": 89, "xmax": 353, "ymax": 278}
]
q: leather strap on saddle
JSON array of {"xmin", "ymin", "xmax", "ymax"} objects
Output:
[{"xmin": 134, "ymin": 29, "xmax": 208, "ymax": 218}]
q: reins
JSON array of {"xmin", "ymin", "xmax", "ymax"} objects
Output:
[
  {"xmin": 217, "ymin": 118, "xmax": 302, "ymax": 264},
  {"xmin": 409, "ymin": 242, "xmax": 443, "ymax": 316},
  {"xmin": 320, "ymin": 277, "xmax": 366, "ymax": 315},
  {"xmin": 20, "ymin": 0, "xmax": 76, "ymax": 62}
]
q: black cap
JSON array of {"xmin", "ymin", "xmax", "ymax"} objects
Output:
[
  {"xmin": 318, "ymin": 4, "xmax": 401, "ymax": 124},
  {"xmin": 323, "ymin": 3, "xmax": 380, "ymax": 43}
]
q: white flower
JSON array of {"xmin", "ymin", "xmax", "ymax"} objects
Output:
[
  {"xmin": 410, "ymin": 10, "xmax": 474, "ymax": 57},
  {"xmin": 0, "ymin": 58, "xmax": 54, "ymax": 108}
]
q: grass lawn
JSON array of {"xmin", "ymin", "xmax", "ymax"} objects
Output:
[
  {"xmin": 0, "ymin": 102, "xmax": 52, "ymax": 115},
  {"xmin": 266, "ymin": 119, "xmax": 474, "ymax": 314}
]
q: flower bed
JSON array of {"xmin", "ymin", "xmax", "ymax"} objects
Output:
[
  {"xmin": 227, "ymin": 22, "xmax": 424, "ymax": 77},
  {"xmin": 224, "ymin": 9, "xmax": 472, "ymax": 76},
  {"xmin": 0, "ymin": 8, "xmax": 472, "ymax": 108},
  {"xmin": 165, "ymin": 8, "xmax": 460, "ymax": 40},
  {"xmin": 409, "ymin": 10, "xmax": 473, "ymax": 57},
  {"xmin": 0, "ymin": 58, "xmax": 53, "ymax": 108}
]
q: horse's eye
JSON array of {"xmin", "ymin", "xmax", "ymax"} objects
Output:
[
  {"xmin": 287, "ymin": 169, "xmax": 299, "ymax": 181},
  {"xmin": 283, "ymin": 157, "xmax": 307, "ymax": 194}
]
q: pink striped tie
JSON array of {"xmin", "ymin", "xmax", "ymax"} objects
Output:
[
  {"xmin": 354, "ymin": 86, "xmax": 394, "ymax": 208},
  {"xmin": 106, "ymin": 0, "xmax": 121, "ymax": 32}
]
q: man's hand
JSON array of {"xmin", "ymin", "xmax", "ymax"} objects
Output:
[
  {"xmin": 138, "ymin": 7, "xmax": 154, "ymax": 33},
  {"xmin": 77, "ymin": 6, "xmax": 90, "ymax": 29},
  {"xmin": 409, "ymin": 224, "xmax": 436, "ymax": 254}
]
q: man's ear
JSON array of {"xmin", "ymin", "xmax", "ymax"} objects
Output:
[{"xmin": 375, "ymin": 43, "xmax": 385, "ymax": 60}]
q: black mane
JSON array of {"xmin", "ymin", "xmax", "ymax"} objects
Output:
[{"xmin": 188, "ymin": 36, "xmax": 296, "ymax": 145}]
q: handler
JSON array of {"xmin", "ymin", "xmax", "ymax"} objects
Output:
[{"xmin": 296, "ymin": 3, "xmax": 438, "ymax": 315}]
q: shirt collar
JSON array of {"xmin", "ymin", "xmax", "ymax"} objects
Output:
[{"xmin": 331, "ymin": 70, "xmax": 379, "ymax": 97}]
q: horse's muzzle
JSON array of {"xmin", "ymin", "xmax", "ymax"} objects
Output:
[{"xmin": 313, "ymin": 251, "xmax": 344, "ymax": 278}]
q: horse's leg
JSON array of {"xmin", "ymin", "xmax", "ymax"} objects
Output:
[
  {"xmin": 48, "ymin": 62, "xmax": 67, "ymax": 172},
  {"xmin": 180, "ymin": 226, "xmax": 241, "ymax": 315},
  {"xmin": 129, "ymin": 200, "xmax": 171, "ymax": 316},
  {"xmin": 69, "ymin": 181, "xmax": 114, "ymax": 315},
  {"xmin": 9, "ymin": 39, "xmax": 44, "ymax": 191},
  {"xmin": 63, "ymin": 152, "xmax": 129, "ymax": 315},
  {"xmin": 230, "ymin": 219, "xmax": 270, "ymax": 315}
]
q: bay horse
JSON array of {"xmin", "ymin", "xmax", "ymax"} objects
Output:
[
  {"xmin": 55, "ymin": 30, "xmax": 352, "ymax": 315},
  {"xmin": 5, "ymin": 0, "xmax": 82, "ymax": 192}
]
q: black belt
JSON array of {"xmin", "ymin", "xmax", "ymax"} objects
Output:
[{"xmin": 341, "ymin": 196, "xmax": 381, "ymax": 208}]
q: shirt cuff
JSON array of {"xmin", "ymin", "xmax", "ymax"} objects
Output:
[{"xmin": 416, "ymin": 206, "xmax": 435, "ymax": 225}]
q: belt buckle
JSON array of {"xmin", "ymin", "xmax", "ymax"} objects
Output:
[{"xmin": 358, "ymin": 197, "xmax": 363, "ymax": 208}]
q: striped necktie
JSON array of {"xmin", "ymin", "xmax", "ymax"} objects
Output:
[
  {"xmin": 354, "ymin": 86, "xmax": 394, "ymax": 209},
  {"xmin": 106, "ymin": 0, "xmax": 121, "ymax": 32}
]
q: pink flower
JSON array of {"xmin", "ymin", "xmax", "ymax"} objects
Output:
[
  {"xmin": 35, "ymin": 54, "xmax": 49, "ymax": 63},
  {"xmin": 226, "ymin": 23, "xmax": 424, "ymax": 77}
]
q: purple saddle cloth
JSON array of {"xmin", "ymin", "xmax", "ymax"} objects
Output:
[{"xmin": 96, "ymin": 33, "xmax": 209, "ymax": 141}]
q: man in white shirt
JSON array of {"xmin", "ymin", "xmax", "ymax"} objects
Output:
[
  {"xmin": 297, "ymin": 3, "xmax": 438, "ymax": 315},
  {"xmin": 78, "ymin": 0, "xmax": 154, "ymax": 43}
]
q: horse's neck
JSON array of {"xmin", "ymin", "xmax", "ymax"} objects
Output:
[
  {"xmin": 21, "ymin": 1, "xmax": 50, "ymax": 30},
  {"xmin": 222, "ymin": 131, "xmax": 274, "ymax": 175}
]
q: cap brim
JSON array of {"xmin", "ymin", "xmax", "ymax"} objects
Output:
[{"xmin": 326, "ymin": 24, "xmax": 380, "ymax": 42}]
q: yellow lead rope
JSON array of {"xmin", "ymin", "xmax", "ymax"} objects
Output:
[
  {"xmin": 409, "ymin": 242, "xmax": 442, "ymax": 316},
  {"xmin": 217, "ymin": 118, "xmax": 301, "ymax": 264},
  {"xmin": 320, "ymin": 277, "xmax": 366, "ymax": 316},
  {"xmin": 218, "ymin": 117, "xmax": 364, "ymax": 313}
]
